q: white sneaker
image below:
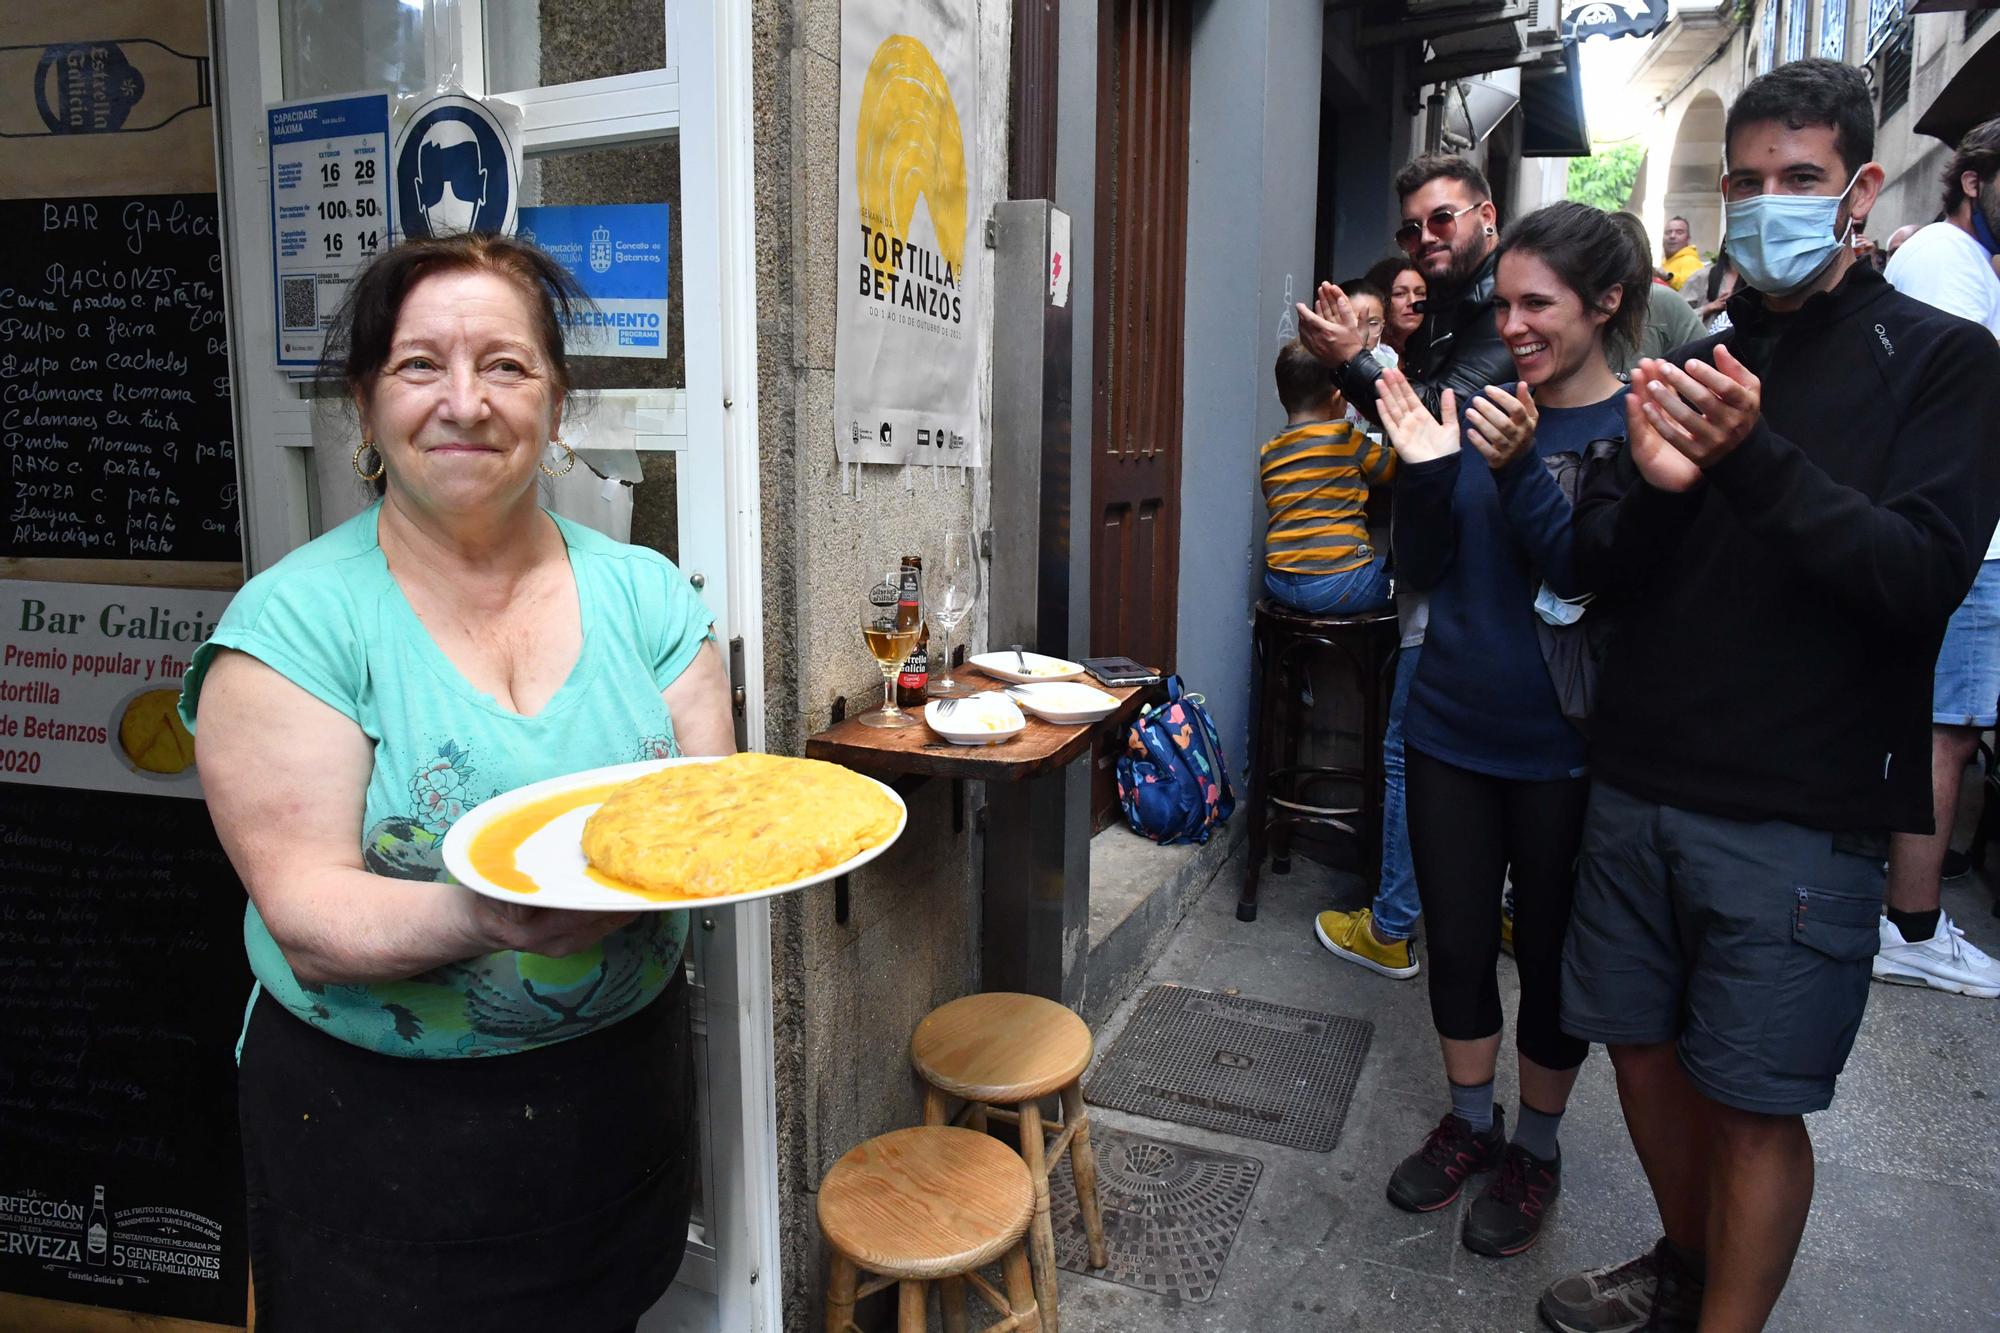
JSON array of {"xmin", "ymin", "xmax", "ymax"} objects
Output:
[{"xmin": 1872, "ymin": 913, "xmax": 2000, "ymax": 998}]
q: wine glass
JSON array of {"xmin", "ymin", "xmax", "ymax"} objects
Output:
[
  {"xmin": 927, "ymin": 531, "xmax": 982, "ymax": 698},
  {"xmin": 859, "ymin": 566, "xmax": 923, "ymax": 728}
]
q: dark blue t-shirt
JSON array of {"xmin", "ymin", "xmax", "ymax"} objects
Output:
[{"xmin": 1394, "ymin": 390, "xmax": 1627, "ymax": 780}]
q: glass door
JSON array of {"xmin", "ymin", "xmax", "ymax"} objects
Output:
[{"xmin": 210, "ymin": 3, "xmax": 774, "ymax": 1328}]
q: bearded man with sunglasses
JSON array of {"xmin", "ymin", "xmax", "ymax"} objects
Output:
[{"xmin": 1297, "ymin": 155, "xmax": 1518, "ymax": 424}]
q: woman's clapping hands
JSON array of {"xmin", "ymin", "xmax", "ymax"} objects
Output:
[{"xmin": 1375, "ymin": 368, "xmax": 1462, "ymax": 465}]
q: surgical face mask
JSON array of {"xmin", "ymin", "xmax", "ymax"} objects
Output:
[{"xmin": 1723, "ymin": 169, "xmax": 1861, "ymax": 297}]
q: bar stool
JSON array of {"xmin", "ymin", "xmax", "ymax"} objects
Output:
[
  {"xmin": 911, "ymin": 993, "xmax": 1107, "ymax": 1333},
  {"xmin": 819, "ymin": 1126, "xmax": 1043, "ymax": 1333},
  {"xmin": 1238, "ymin": 597, "xmax": 1399, "ymax": 922}
]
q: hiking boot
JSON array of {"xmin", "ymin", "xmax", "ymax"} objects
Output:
[
  {"xmin": 1386, "ymin": 1107, "xmax": 1505, "ymax": 1213},
  {"xmin": 1315, "ymin": 907, "xmax": 1419, "ymax": 979},
  {"xmin": 1538, "ymin": 1238, "xmax": 1703, "ymax": 1332},
  {"xmin": 1873, "ymin": 912, "xmax": 2000, "ymax": 998},
  {"xmin": 1462, "ymin": 1142, "xmax": 1560, "ymax": 1258}
]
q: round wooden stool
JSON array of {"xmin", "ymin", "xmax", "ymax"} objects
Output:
[
  {"xmin": 819, "ymin": 1126, "xmax": 1042, "ymax": 1333},
  {"xmin": 910, "ymin": 993, "xmax": 1107, "ymax": 1333}
]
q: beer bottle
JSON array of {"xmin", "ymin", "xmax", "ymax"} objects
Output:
[
  {"xmin": 0, "ymin": 40, "xmax": 212, "ymax": 138},
  {"xmin": 895, "ymin": 555, "xmax": 930, "ymax": 708},
  {"xmin": 86, "ymin": 1184, "xmax": 108, "ymax": 1266}
]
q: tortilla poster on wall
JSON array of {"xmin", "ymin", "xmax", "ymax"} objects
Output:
[{"xmin": 833, "ymin": 0, "xmax": 984, "ymax": 470}]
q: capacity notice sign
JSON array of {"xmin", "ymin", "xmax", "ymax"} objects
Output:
[
  {"xmin": 517, "ymin": 204, "xmax": 672, "ymax": 359},
  {"xmin": 268, "ymin": 92, "xmax": 392, "ymax": 373},
  {"xmin": 0, "ymin": 580, "xmax": 226, "ymax": 798}
]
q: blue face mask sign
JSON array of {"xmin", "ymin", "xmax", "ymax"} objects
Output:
[
  {"xmin": 1724, "ymin": 168, "xmax": 1861, "ymax": 298},
  {"xmin": 392, "ymin": 94, "xmax": 516, "ymax": 240}
]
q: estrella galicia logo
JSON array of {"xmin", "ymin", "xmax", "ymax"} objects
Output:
[
  {"xmin": 590, "ymin": 225, "xmax": 613, "ymax": 273},
  {"xmin": 393, "ymin": 93, "xmax": 517, "ymax": 239}
]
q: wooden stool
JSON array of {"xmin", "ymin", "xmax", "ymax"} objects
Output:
[
  {"xmin": 819, "ymin": 1126, "xmax": 1042, "ymax": 1333},
  {"xmin": 1239, "ymin": 598, "xmax": 1399, "ymax": 922},
  {"xmin": 911, "ymin": 993, "xmax": 1107, "ymax": 1333}
]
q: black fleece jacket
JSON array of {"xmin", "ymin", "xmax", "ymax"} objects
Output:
[
  {"xmin": 1337, "ymin": 251, "xmax": 1516, "ymax": 423},
  {"xmin": 1577, "ymin": 263, "xmax": 2000, "ymax": 834}
]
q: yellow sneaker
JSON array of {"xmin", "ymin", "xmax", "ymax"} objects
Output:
[{"xmin": 1315, "ymin": 907, "xmax": 1419, "ymax": 979}]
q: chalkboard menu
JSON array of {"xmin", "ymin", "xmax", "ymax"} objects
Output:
[
  {"xmin": 0, "ymin": 783, "xmax": 250, "ymax": 1323},
  {"xmin": 2, "ymin": 194, "xmax": 241, "ymax": 563}
]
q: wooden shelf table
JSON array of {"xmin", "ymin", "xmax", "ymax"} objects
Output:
[{"xmin": 805, "ymin": 672, "xmax": 1158, "ymax": 1000}]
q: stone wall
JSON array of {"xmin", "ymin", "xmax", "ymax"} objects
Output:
[{"xmin": 752, "ymin": 2, "xmax": 1013, "ymax": 1324}]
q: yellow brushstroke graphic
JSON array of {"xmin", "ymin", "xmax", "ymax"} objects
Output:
[{"xmin": 856, "ymin": 34, "xmax": 968, "ymax": 273}]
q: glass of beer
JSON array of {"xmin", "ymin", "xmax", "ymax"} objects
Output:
[{"xmin": 860, "ymin": 566, "xmax": 923, "ymax": 728}]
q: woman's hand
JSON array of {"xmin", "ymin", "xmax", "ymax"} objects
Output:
[
  {"xmin": 464, "ymin": 897, "xmax": 641, "ymax": 959},
  {"xmin": 1375, "ymin": 368, "xmax": 1462, "ymax": 465},
  {"xmin": 1624, "ymin": 362, "xmax": 1704, "ymax": 493},
  {"xmin": 1465, "ymin": 382, "xmax": 1538, "ymax": 471}
]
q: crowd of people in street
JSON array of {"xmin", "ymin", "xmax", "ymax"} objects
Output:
[{"xmin": 1261, "ymin": 58, "xmax": 2000, "ymax": 1332}]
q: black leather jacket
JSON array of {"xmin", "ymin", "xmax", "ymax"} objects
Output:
[{"xmin": 1336, "ymin": 249, "xmax": 1513, "ymax": 423}]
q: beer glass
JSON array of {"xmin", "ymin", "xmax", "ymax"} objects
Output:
[
  {"xmin": 859, "ymin": 567, "xmax": 922, "ymax": 728},
  {"xmin": 927, "ymin": 531, "xmax": 981, "ymax": 697}
]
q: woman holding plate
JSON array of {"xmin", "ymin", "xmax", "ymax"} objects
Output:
[{"xmin": 183, "ymin": 234, "xmax": 734, "ymax": 1330}]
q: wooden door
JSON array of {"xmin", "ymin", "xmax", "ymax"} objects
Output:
[{"xmin": 1091, "ymin": 0, "xmax": 1192, "ymax": 827}]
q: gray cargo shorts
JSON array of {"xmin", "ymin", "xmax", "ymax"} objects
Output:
[{"xmin": 1560, "ymin": 781, "xmax": 1884, "ymax": 1116}]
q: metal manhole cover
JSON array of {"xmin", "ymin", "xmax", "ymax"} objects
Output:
[
  {"xmin": 1048, "ymin": 1126, "xmax": 1261, "ymax": 1304},
  {"xmin": 1084, "ymin": 985, "xmax": 1372, "ymax": 1151}
]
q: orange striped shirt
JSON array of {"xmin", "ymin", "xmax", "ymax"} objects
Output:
[{"xmin": 1260, "ymin": 419, "xmax": 1395, "ymax": 575}]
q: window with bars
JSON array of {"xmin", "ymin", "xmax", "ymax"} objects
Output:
[
  {"xmin": 1760, "ymin": 0, "xmax": 1779, "ymax": 71},
  {"xmin": 1877, "ymin": 20, "xmax": 1914, "ymax": 119},
  {"xmin": 1865, "ymin": 0, "xmax": 1903, "ymax": 58},
  {"xmin": 1785, "ymin": 0, "xmax": 1810, "ymax": 61},
  {"xmin": 1821, "ymin": 0, "xmax": 1848, "ymax": 58}
]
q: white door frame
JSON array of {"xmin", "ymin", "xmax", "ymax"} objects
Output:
[{"xmin": 209, "ymin": 2, "xmax": 776, "ymax": 1327}]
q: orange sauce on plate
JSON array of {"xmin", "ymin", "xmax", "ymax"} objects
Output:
[{"xmin": 467, "ymin": 781, "xmax": 685, "ymax": 901}]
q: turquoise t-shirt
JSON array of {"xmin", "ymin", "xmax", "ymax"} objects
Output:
[{"xmin": 182, "ymin": 503, "xmax": 714, "ymax": 1058}]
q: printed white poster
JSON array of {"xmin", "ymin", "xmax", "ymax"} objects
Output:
[
  {"xmin": 0, "ymin": 580, "xmax": 225, "ymax": 797},
  {"xmin": 834, "ymin": 1, "xmax": 983, "ymax": 468}
]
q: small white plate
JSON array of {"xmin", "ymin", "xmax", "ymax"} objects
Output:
[
  {"xmin": 440, "ymin": 757, "xmax": 906, "ymax": 911},
  {"xmin": 968, "ymin": 650, "xmax": 1087, "ymax": 684},
  {"xmin": 1007, "ymin": 681, "xmax": 1120, "ymax": 725},
  {"xmin": 924, "ymin": 694, "xmax": 1027, "ymax": 745}
]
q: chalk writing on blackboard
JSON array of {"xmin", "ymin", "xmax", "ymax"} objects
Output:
[{"xmin": 2, "ymin": 194, "xmax": 240, "ymax": 563}]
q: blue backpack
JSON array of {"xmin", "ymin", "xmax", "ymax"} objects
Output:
[{"xmin": 1116, "ymin": 676, "xmax": 1235, "ymax": 845}]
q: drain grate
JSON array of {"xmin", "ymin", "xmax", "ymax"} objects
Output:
[
  {"xmin": 1085, "ymin": 985, "xmax": 1372, "ymax": 1151},
  {"xmin": 1047, "ymin": 1126, "xmax": 1261, "ymax": 1304}
]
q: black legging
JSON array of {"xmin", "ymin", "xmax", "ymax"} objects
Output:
[{"xmin": 1405, "ymin": 745, "xmax": 1590, "ymax": 1071}]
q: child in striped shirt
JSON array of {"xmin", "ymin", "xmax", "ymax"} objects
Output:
[{"xmin": 1262, "ymin": 335, "xmax": 1397, "ymax": 614}]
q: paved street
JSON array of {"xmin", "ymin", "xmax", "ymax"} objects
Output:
[{"xmin": 1059, "ymin": 846, "xmax": 2000, "ymax": 1332}]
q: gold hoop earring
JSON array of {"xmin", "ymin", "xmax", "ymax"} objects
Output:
[
  {"xmin": 352, "ymin": 439, "xmax": 385, "ymax": 482},
  {"xmin": 539, "ymin": 442, "xmax": 577, "ymax": 478}
]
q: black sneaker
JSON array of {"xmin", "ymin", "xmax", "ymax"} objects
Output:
[
  {"xmin": 1386, "ymin": 1107, "xmax": 1505, "ymax": 1213},
  {"xmin": 1538, "ymin": 1238, "xmax": 1704, "ymax": 1332},
  {"xmin": 1462, "ymin": 1142, "xmax": 1560, "ymax": 1257}
]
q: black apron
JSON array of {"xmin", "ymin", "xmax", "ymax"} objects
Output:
[{"xmin": 238, "ymin": 967, "xmax": 694, "ymax": 1332}]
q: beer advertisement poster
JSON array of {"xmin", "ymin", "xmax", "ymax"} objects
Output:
[
  {"xmin": 833, "ymin": 0, "xmax": 985, "ymax": 469},
  {"xmin": 0, "ymin": 1, "xmax": 218, "ymax": 200}
]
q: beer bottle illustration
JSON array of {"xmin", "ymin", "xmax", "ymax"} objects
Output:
[
  {"xmin": 0, "ymin": 39, "xmax": 211, "ymax": 138},
  {"xmin": 86, "ymin": 1184, "xmax": 109, "ymax": 1266}
]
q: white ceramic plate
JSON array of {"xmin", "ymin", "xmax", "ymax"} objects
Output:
[
  {"xmin": 924, "ymin": 694, "xmax": 1027, "ymax": 745},
  {"xmin": 1006, "ymin": 681, "xmax": 1120, "ymax": 725},
  {"xmin": 440, "ymin": 757, "xmax": 907, "ymax": 911},
  {"xmin": 967, "ymin": 650, "xmax": 1087, "ymax": 684}
]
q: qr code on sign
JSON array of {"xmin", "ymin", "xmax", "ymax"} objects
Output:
[{"xmin": 280, "ymin": 276, "xmax": 317, "ymax": 331}]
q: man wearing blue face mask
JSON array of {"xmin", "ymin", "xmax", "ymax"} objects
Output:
[{"xmin": 1539, "ymin": 60, "xmax": 2000, "ymax": 1333}]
